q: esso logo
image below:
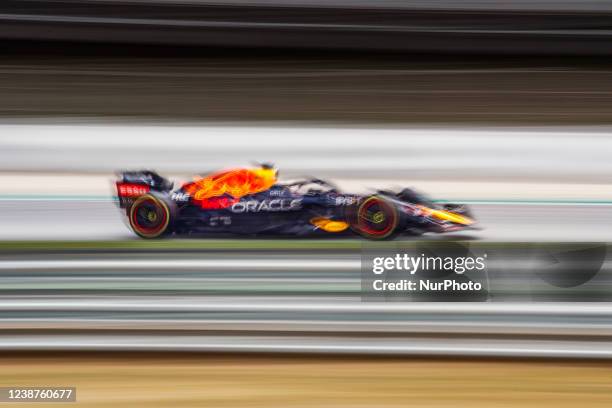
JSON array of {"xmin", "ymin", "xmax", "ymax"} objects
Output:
[{"xmin": 117, "ymin": 183, "xmax": 150, "ymax": 197}]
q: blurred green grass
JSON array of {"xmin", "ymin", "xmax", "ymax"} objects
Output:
[{"xmin": 0, "ymin": 239, "xmax": 365, "ymax": 252}]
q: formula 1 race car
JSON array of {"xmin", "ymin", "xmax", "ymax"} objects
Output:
[{"xmin": 115, "ymin": 165, "xmax": 477, "ymax": 240}]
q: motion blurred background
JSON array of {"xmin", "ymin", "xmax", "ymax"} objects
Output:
[{"xmin": 2, "ymin": 0, "xmax": 612, "ymax": 407}]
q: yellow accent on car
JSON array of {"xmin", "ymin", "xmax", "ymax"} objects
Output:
[
  {"xmin": 310, "ymin": 217, "xmax": 350, "ymax": 233},
  {"xmin": 429, "ymin": 209, "xmax": 474, "ymax": 225}
]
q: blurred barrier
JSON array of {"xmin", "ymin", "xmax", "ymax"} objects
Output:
[
  {"xmin": 2, "ymin": 58, "xmax": 612, "ymax": 125},
  {"xmin": 3, "ymin": 0, "xmax": 612, "ymax": 54}
]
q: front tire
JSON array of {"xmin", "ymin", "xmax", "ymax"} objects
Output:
[
  {"xmin": 128, "ymin": 192, "xmax": 175, "ymax": 238},
  {"xmin": 351, "ymin": 196, "xmax": 399, "ymax": 240}
]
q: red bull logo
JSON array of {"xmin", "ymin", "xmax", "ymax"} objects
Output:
[{"xmin": 184, "ymin": 167, "xmax": 277, "ymax": 209}]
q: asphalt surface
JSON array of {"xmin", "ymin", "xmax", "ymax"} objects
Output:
[{"xmin": 0, "ymin": 199, "xmax": 610, "ymax": 241}]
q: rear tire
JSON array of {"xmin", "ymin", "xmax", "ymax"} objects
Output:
[
  {"xmin": 128, "ymin": 192, "xmax": 175, "ymax": 238},
  {"xmin": 351, "ymin": 195, "xmax": 400, "ymax": 240}
]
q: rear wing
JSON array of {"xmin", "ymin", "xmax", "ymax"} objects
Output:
[{"xmin": 115, "ymin": 170, "xmax": 173, "ymax": 208}]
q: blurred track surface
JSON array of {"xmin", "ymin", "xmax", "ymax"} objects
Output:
[{"xmin": 0, "ymin": 200, "xmax": 610, "ymax": 241}]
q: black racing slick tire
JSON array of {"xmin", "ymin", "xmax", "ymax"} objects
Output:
[
  {"xmin": 128, "ymin": 192, "xmax": 176, "ymax": 238},
  {"xmin": 351, "ymin": 195, "xmax": 400, "ymax": 240}
]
